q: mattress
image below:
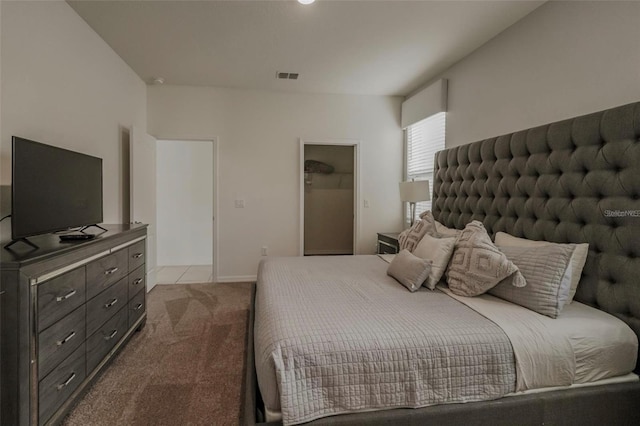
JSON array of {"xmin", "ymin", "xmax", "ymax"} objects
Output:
[
  {"xmin": 255, "ymin": 255, "xmax": 638, "ymax": 425},
  {"xmin": 440, "ymin": 286, "xmax": 638, "ymax": 390}
]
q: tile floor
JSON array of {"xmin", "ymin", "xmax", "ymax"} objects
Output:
[{"xmin": 156, "ymin": 265, "xmax": 213, "ymax": 284}]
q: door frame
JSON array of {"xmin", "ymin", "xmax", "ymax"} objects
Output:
[
  {"xmin": 154, "ymin": 135, "xmax": 219, "ymax": 282},
  {"xmin": 130, "ymin": 127, "xmax": 158, "ymax": 292},
  {"xmin": 299, "ymin": 138, "xmax": 360, "ymax": 256}
]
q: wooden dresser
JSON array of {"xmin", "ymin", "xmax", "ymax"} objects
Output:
[{"xmin": 0, "ymin": 224, "xmax": 148, "ymax": 425}]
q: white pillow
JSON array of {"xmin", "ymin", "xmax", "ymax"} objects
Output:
[
  {"xmin": 494, "ymin": 232, "xmax": 589, "ymax": 303},
  {"xmin": 435, "ymin": 220, "xmax": 462, "ymax": 238},
  {"xmin": 491, "ymin": 245, "xmax": 575, "ymax": 318},
  {"xmin": 413, "ymin": 233, "xmax": 456, "ymax": 290}
]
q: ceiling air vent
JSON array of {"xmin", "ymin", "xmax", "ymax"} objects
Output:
[{"xmin": 276, "ymin": 71, "xmax": 299, "ymax": 80}]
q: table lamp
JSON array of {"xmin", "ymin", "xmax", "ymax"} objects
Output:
[{"xmin": 399, "ymin": 180, "xmax": 430, "ymax": 226}]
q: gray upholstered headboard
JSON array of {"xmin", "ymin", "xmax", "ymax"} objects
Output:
[{"xmin": 433, "ymin": 102, "xmax": 640, "ymax": 360}]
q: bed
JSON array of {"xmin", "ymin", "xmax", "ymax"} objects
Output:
[{"xmin": 243, "ymin": 101, "xmax": 640, "ymax": 425}]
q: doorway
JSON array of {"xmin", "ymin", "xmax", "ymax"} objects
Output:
[
  {"xmin": 300, "ymin": 140, "xmax": 359, "ymax": 256},
  {"xmin": 155, "ymin": 139, "xmax": 215, "ymax": 284}
]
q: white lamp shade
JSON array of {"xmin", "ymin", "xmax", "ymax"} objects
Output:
[{"xmin": 399, "ymin": 180, "xmax": 430, "ymax": 203}]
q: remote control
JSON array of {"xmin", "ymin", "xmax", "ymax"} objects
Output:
[{"xmin": 59, "ymin": 234, "xmax": 96, "ymax": 242}]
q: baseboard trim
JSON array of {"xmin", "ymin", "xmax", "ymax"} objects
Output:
[
  {"xmin": 146, "ymin": 268, "xmax": 158, "ymax": 292},
  {"xmin": 217, "ymin": 275, "xmax": 257, "ymax": 283}
]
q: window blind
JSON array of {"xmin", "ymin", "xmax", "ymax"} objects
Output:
[{"xmin": 405, "ymin": 112, "xmax": 446, "ymax": 221}]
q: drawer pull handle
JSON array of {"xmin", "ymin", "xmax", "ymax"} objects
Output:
[
  {"xmin": 134, "ymin": 303, "xmax": 143, "ymax": 311},
  {"xmin": 56, "ymin": 289, "xmax": 77, "ymax": 302},
  {"xmin": 133, "ymin": 278, "xmax": 143, "ymax": 285},
  {"xmin": 104, "ymin": 298, "xmax": 119, "ymax": 308},
  {"xmin": 105, "ymin": 267, "xmax": 119, "ymax": 275},
  {"xmin": 56, "ymin": 373, "xmax": 76, "ymax": 391},
  {"xmin": 56, "ymin": 331, "xmax": 76, "ymax": 346},
  {"xmin": 104, "ymin": 329, "xmax": 118, "ymax": 341},
  {"xmin": 132, "ymin": 253, "xmax": 143, "ymax": 259}
]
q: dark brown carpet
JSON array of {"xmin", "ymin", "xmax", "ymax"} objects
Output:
[{"xmin": 64, "ymin": 283, "xmax": 253, "ymax": 426}]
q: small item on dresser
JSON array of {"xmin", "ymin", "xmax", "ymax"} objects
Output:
[
  {"xmin": 59, "ymin": 233, "xmax": 96, "ymax": 242},
  {"xmin": 387, "ymin": 249, "xmax": 432, "ymax": 292},
  {"xmin": 446, "ymin": 221, "xmax": 525, "ymax": 296}
]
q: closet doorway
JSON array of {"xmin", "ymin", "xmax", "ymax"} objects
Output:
[
  {"xmin": 155, "ymin": 139, "xmax": 216, "ymax": 284},
  {"xmin": 300, "ymin": 140, "xmax": 359, "ymax": 256}
]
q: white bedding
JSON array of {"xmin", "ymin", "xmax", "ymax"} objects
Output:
[
  {"xmin": 440, "ymin": 286, "xmax": 638, "ymax": 391},
  {"xmin": 256, "ymin": 255, "xmax": 638, "ymax": 424},
  {"xmin": 255, "ymin": 256, "xmax": 517, "ymax": 425}
]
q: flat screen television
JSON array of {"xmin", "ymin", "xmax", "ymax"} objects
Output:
[{"xmin": 11, "ymin": 136, "xmax": 103, "ymax": 240}]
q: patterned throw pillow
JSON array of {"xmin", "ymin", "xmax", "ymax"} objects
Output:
[
  {"xmin": 446, "ymin": 221, "xmax": 525, "ymax": 296},
  {"xmin": 398, "ymin": 211, "xmax": 438, "ymax": 252}
]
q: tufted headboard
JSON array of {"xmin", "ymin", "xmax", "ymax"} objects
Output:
[{"xmin": 433, "ymin": 102, "xmax": 640, "ymax": 366}]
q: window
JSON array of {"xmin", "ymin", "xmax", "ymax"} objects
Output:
[{"xmin": 404, "ymin": 112, "xmax": 446, "ymax": 222}]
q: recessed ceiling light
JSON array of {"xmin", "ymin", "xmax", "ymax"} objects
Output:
[
  {"xmin": 152, "ymin": 77, "xmax": 165, "ymax": 85},
  {"xmin": 298, "ymin": 0, "xmax": 316, "ymax": 5}
]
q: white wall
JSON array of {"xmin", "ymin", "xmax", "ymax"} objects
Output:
[
  {"xmin": 156, "ymin": 139, "xmax": 213, "ymax": 266},
  {"xmin": 433, "ymin": 1, "xmax": 640, "ymax": 148},
  {"xmin": 0, "ymin": 1, "xmax": 147, "ymax": 240},
  {"xmin": 148, "ymin": 86, "xmax": 403, "ymax": 280}
]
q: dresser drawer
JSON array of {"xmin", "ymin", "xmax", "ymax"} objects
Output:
[
  {"xmin": 86, "ymin": 277, "xmax": 128, "ymax": 337},
  {"xmin": 128, "ymin": 265, "xmax": 146, "ymax": 299},
  {"xmin": 38, "ymin": 267, "xmax": 86, "ymax": 332},
  {"xmin": 86, "ymin": 249, "xmax": 128, "ymax": 299},
  {"xmin": 38, "ymin": 306, "xmax": 85, "ymax": 378},
  {"xmin": 128, "ymin": 290, "xmax": 146, "ymax": 329},
  {"xmin": 38, "ymin": 343, "xmax": 86, "ymax": 425},
  {"xmin": 86, "ymin": 306, "xmax": 128, "ymax": 373},
  {"xmin": 128, "ymin": 240, "xmax": 146, "ymax": 272}
]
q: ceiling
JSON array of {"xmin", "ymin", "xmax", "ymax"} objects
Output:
[{"xmin": 68, "ymin": 0, "xmax": 544, "ymax": 97}]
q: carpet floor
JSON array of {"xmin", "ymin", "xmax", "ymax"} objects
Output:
[{"xmin": 64, "ymin": 283, "xmax": 253, "ymax": 426}]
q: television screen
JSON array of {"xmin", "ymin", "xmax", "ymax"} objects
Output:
[{"xmin": 11, "ymin": 136, "xmax": 103, "ymax": 239}]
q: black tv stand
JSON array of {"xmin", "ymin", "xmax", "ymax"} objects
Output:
[
  {"xmin": 79, "ymin": 224, "xmax": 108, "ymax": 233},
  {"xmin": 4, "ymin": 238, "xmax": 39, "ymax": 250}
]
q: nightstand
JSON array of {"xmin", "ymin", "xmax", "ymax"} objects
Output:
[{"xmin": 377, "ymin": 232, "xmax": 400, "ymax": 254}]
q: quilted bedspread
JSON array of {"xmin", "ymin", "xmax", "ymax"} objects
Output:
[{"xmin": 254, "ymin": 255, "xmax": 517, "ymax": 425}]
